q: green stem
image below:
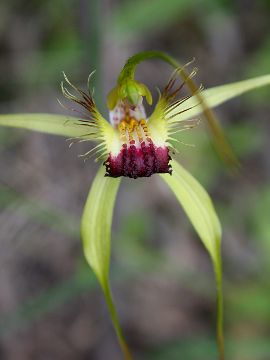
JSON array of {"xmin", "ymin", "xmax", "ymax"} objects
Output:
[
  {"xmin": 102, "ymin": 282, "xmax": 134, "ymax": 360},
  {"xmin": 213, "ymin": 249, "xmax": 225, "ymax": 360},
  {"xmin": 118, "ymin": 50, "xmax": 239, "ymax": 170}
]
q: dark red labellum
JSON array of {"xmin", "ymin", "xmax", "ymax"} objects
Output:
[{"xmin": 104, "ymin": 141, "xmax": 172, "ymax": 179}]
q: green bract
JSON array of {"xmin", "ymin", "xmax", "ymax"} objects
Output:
[{"xmin": 1, "ymin": 51, "xmax": 270, "ymax": 360}]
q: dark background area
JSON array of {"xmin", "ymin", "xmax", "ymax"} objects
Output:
[{"xmin": 0, "ymin": 0, "xmax": 270, "ymax": 359}]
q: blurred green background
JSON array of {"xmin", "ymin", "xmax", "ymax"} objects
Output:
[{"xmin": 0, "ymin": 0, "xmax": 270, "ymax": 359}]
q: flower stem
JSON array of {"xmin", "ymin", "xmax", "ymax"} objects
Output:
[
  {"xmin": 102, "ymin": 282, "xmax": 134, "ymax": 360},
  {"xmin": 214, "ymin": 248, "xmax": 225, "ymax": 360}
]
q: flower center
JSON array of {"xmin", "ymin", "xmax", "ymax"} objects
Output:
[
  {"xmin": 118, "ymin": 118, "xmax": 150, "ymax": 146},
  {"xmin": 105, "ymin": 102, "xmax": 171, "ymax": 178}
]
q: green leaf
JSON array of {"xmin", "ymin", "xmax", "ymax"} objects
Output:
[
  {"xmin": 160, "ymin": 160, "xmax": 224, "ymax": 360},
  {"xmin": 81, "ymin": 166, "xmax": 133, "ymax": 360},
  {"xmin": 0, "ymin": 113, "xmax": 86, "ymax": 138},
  {"xmin": 169, "ymin": 74, "xmax": 270, "ymax": 121}
]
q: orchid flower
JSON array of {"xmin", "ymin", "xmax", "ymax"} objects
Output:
[{"xmin": 1, "ymin": 51, "xmax": 270, "ymax": 360}]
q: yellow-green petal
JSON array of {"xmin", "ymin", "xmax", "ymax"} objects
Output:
[
  {"xmin": 81, "ymin": 166, "xmax": 133, "ymax": 360},
  {"xmin": 0, "ymin": 113, "xmax": 87, "ymax": 138},
  {"xmin": 168, "ymin": 74, "xmax": 270, "ymax": 122},
  {"xmin": 160, "ymin": 160, "xmax": 221, "ymax": 258},
  {"xmin": 160, "ymin": 160, "xmax": 224, "ymax": 360}
]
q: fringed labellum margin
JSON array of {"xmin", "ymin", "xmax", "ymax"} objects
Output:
[{"xmin": 61, "ymin": 67, "xmax": 199, "ymax": 179}]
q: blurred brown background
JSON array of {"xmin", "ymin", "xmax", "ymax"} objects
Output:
[{"xmin": 0, "ymin": 0, "xmax": 270, "ymax": 359}]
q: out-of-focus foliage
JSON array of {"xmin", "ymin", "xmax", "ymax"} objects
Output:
[{"xmin": 1, "ymin": 0, "xmax": 270, "ymax": 359}]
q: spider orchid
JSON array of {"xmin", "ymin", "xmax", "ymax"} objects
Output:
[
  {"xmin": 62, "ymin": 67, "xmax": 200, "ymax": 178},
  {"xmin": 1, "ymin": 51, "xmax": 270, "ymax": 360}
]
